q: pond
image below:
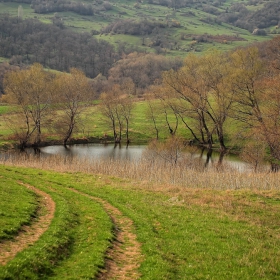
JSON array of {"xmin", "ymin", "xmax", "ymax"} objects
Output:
[
  {"xmin": 0, "ymin": 143, "xmax": 263, "ymax": 172},
  {"xmin": 39, "ymin": 143, "xmax": 145, "ymax": 161},
  {"xmin": 28, "ymin": 143, "xmax": 252, "ymax": 171}
]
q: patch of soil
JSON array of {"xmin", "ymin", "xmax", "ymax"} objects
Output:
[
  {"xmin": 0, "ymin": 183, "xmax": 55, "ymax": 266},
  {"xmin": 70, "ymin": 189, "xmax": 143, "ymax": 280},
  {"xmin": 184, "ymin": 33, "xmax": 247, "ymax": 42},
  {"xmin": 208, "ymin": 34, "xmax": 247, "ymax": 42}
]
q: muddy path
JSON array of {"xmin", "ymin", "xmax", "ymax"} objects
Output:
[
  {"xmin": 0, "ymin": 182, "xmax": 143, "ymax": 279},
  {"xmin": 69, "ymin": 188, "xmax": 143, "ymax": 280}
]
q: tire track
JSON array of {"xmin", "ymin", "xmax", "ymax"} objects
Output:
[
  {"xmin": 0, "ymin": 182, "xmax": 55, "ymax": 266},
  {"xmin": 69, "ymin": 188, "xmax": 143, "ymax": 280}
]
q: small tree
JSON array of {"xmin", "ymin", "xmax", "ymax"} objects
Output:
[
  {"xmin": 240, "ymin": 136, "xmax": 266, "ymax": 172},
  {"xmin": 18, "ymin": 5, "xmax": 23, "ymax": 20},
  {"xmin": 144, "ymin": 91, "xmax": 162, "ymax": 140},
  {"xmin": 143, "ymin": 136, "xmax": 185, "ymax": 166},
  {"xmin": 100, "ymin": 84, "xmax": 134, "ymax": 144},
  {"xmin": 100, "ymin": 85, "xmax": 122, "ymax": 143}
]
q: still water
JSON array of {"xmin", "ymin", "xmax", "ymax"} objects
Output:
[
  {"xmin": 35, "ymin": 143, "xmax": 250, "ymax": 171},
  {"xmin": 39, "ymin": 143, "xmax": 145, "ymax": 161}
]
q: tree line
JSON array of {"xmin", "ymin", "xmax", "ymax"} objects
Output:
[
  {"xmin": 145, "ymin": 36, "xmax": 280, "ymax": 170},
  {"xmin": 0, "ymin": 16, "xmax": 116, "ymax": 78},
  {"xmin": 0, "ymin": 16, "xmax": 183, "ymax": 96},
  {"xmin": 2, "ymin": 63, "xmax": 141, "ymax": 149},
  {"xmin": 101, "ymin": 19, "xmax": 167, "ymax": 36},
  {"xmin": 217, "ymin": 1, "xmax": 280, "ymax": 34}
]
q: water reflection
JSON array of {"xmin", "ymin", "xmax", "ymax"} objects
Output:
[
  {"xmin": 41, "ymin": 144, "xmax": 252, "ymax": 171},
  {"xmin": 0, "ymin": 143, "xmax": 256, "ymax": 171},
  {"xmin": 40, "ymin": 143, "xmax": 145, "ymax": 161}
]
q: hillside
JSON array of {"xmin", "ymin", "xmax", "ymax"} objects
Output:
[
  {"xmin": 0, "ymin": 0, "xmax": 278, "ymax": 57},
  {"xmin": 0, "ymin": 0, "xmax": 279, "ymax": 97}
]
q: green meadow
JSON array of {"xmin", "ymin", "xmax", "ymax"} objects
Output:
[{"xmin": 0, "ymin": 164, "xmax": 280, "ymax": 279}]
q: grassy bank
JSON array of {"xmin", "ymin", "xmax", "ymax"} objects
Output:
[{"xmin": 0, "ymin": 100, "xmax": 243, "ymax": 151}]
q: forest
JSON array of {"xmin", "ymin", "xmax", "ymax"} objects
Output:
[{"xmin": 0, "ymin": 16, "xmax": 184, "ymax": 95}]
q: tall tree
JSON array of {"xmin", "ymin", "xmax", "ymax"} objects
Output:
[
  {"xmin": 4, "ymin": 63, "xmax": 54, "ymax": 149},
  {"xmin": 162, "ymin": 54, "xmax": 213, "ymax": 148},
  {"xmin": 162, "ymin": 51, "xmax": 234, "ymax": 150},
  {"xmin": 53, "ymin": 68, "xmax": 93, "ymax": 146},
  {"xmin": 229, "ymin": 47, "xmax": 280, "ymax": 170}
]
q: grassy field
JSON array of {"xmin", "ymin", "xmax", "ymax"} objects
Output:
[
  {"xmin": 0, "ymin": 101, "xmax": 182, "ymax": 147},
  {"xmin": 0, "ymin": 99, "xmax": 245, "ymax": 152},
  {"xmin": 0, "ymin": 159, "xmax": 280, "ymax": 279},
  {"xmin": 0, "ymin": 178, "xmax": 38, "ymax": 241}
]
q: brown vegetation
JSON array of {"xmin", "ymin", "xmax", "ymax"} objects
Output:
[{"xmin": 1, "ymin": 152, "xmax": 279, "ymax": 191}]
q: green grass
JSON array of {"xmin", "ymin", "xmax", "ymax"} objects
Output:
[
  {"xmin": 0, "ymin": 2, "xmax": 38, "ymax": 20},
  {"xmin": 0, "ymin": 178, "xmax": 38, "ymax": 241},
  {"xmin": 0, "ymin": 105, "xmax": 11, "ymax": 115},
  {"xmin": 0, "ymin": 57, "xmax": 8, "ymax": 63},
  {"xmin": 0, "ymin": 182, "xmax": 75, "ymax": 279},
  {"xmin": 1, "ymin": 164, "xmax": 280, "ymax": 279},
  {"xmin": 0, "ymin": 166, "xmax": 113, "ymax": 279}
]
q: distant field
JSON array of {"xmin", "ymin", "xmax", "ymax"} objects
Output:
[{"xmin": 0, "ymin": 0, "xmax": 273, "ymax": 57}]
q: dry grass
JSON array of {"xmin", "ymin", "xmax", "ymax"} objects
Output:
[{"xmin": 1, "ymin": 152, "xmax": 279, "ymax": 191}]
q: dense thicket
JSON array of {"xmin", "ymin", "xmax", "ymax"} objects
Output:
[
  {"xmin": 101, "ymin": 19, "xmax": 167, "ymax": 36},
  {"xmin": 0, "ymin": 16, "xmax": 184, "ymax": 95},
  {"xmin": 0, "ymin": 16, "xmax": 116, "ymax": 78},
  {"xmin": 218, "ymin": 1, "xmax": 280, "ymax": 33},
  {"xmin": 31, "ymin": 0, "xmax": 94, "ymax": 15},
  {"xmin": 108, "ymin": 52, "xmax": 182, "ymax": 92},
  {"xmin": 0, "ymin": 62, "xmax": 20, "ymax": 96}
]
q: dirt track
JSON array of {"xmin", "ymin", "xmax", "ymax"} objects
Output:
[
  {"xmin": 69, "ymin": 188, "xmax": 143, "ymax": 280},
  {"xmin": 0, "ymin": 182, "xmax": 55, "ymax": 265}
]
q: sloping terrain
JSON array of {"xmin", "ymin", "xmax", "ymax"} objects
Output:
[
  {"xmin": 0, "ymin": 0, "xmax": 277, "ymax": 57},
  {"xmin": 1, "ymin": 163, "xmax": 280, "ymax": 279}
]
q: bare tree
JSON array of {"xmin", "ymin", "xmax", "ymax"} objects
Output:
[
  {"xmin": 100, "ymin": 84, "xmax": 134, "ymax": 144},
  {"xmin": 229, "ymin": 47, "xmax": 280, "ymax": 170},
  {"xmin": 53, "ymin": 68, "xmax": 93, "ymax": 147},
  {"xmin": 4, "ymin": 63, "xmax": 54, "ymax": 150},
  {"xmin": 162, "ymin": 51, "xmax": 235, "ymax": 151},
  {"xmin": 162, "ymin": 54, "xmax": 215, "ymax": 148},
  {"xmin": 100, "ymin": 85, "xmax": 123, "ymax": 143}
]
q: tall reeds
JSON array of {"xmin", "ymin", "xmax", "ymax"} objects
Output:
[{"xmin": 1, "ymin": 151, "xmax": 279, "ymax": 190}]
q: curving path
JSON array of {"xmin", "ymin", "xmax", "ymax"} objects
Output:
[
  {"xmin": 0, "ymin": 183, "xmax": 142, "ymax": 279},
  {"xmin": 0, "ymin": 182, "xmax": 56, "ymax": 266},
  {"xmin": 69, "ymin": 188, "xmax": 143, "ymax": 280}
]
